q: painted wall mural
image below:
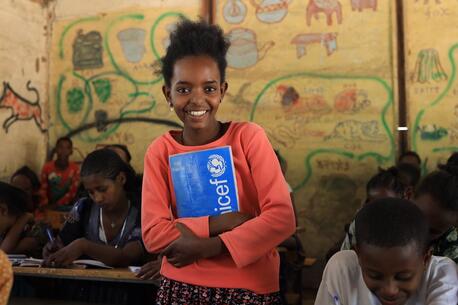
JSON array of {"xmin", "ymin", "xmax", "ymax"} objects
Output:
[
  {"xmin": 0, "ymin": 81, "xmax": 46, "ymax": 133},
  {"xmin": 406, "ymin": 1, "xmax": 458, "ymax": 173},
  {"xmin": 49, "ymin": 5, "xmax": 201, "ymax": 170},
  {"xmin": 216, "ymin": 0, "xmax": 397, "ymax": 256}
]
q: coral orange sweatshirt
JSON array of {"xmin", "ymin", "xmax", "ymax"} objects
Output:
[{"xmin": 141, "ymin": 122, "xmax": 296, "ymax": 293}]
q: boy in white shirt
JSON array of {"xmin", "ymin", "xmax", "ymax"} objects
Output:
[{"xmin": 315, "ymin": 198, "xmax": 457, "ymax": 305}]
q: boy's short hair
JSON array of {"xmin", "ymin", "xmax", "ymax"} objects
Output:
[
  {"xmin": 56, "ymin": 136, "xmax": 73, "ymax": 147},
  {"xmin": 399, "ymin": 150, "xmax": 421, "ymax": 165},
  {"xmin": 416, "ymin": 169, "xmax": 458, "ymax": 211},
  {"xmin": 355, "ymin": 198, "xmax": 429, "ymax": 253}
]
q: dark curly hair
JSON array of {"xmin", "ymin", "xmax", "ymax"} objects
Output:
[
  {"xmin": 160, "ymin": 19, "xmax": 230, "ymax": 87},
  {"xmin": 81, "ymin": 149, "xmax": 137, "ymax": 195},
  {"xmin": 416, "ymin": 166, "xmax": 458, "ymax": 211},
  {"xmin": 366, "ymin": 166, "xmax": 405, "ymax": 198}
]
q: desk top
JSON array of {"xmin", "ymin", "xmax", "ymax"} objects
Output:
[{"xmin": 13, "ymin": 266, "xmax": 159, "ymax": 285}]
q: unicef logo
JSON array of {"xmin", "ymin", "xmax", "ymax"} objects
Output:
[{"xmin": 207, "ymin": 154, "xmax": 226, "ymax": 177}]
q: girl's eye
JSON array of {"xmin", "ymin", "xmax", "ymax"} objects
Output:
[
  {"xmin": 205, "ymin": 87, "xmax": 216, "ymax": 93},
  {"xmin": 96, "ymin": 187, "xmax": 107, "ymax": 193},
  {"xmin": 396, "ymin": 273, "xmax": 413, "ymax": 281},
  {"xmin": 176, "ymin": 87, "xmax": 190, "ymax": 94},
  {"xmin": 367, "ymin": 272, "xmax": 382, "ymax": 280}
]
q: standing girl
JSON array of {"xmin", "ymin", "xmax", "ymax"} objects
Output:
[{"xmin": 142, "ymin": 19, "xmax": 296, "ymax": 304}]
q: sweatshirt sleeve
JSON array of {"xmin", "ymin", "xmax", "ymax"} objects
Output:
[
  {"xmin": 141, "ymin": 141, "xmax": 210, "ymax": 253},
  {"xmin": 219, "ymin": 126, "xmax": 296, "ymax": 268}
]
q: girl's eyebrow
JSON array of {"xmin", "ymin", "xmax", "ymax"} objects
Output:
[{"xmin": 175, "ymin": 80, "xmax": 218, "ymax": 85}]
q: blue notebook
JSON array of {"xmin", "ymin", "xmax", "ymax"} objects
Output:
[{"xmin": 169, "ymin": 146, "xmax": 239, "ymax": 218}]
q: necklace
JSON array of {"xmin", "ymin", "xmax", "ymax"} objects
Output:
[{"xmin": 101, "ymin": 200, "xmax": 130, "ymax": 229}]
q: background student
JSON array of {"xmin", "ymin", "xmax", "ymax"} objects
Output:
[
  {"xmin": 10, "ymin": 166, "xmax": 41, "ymax": 213},
  {"xmin": 0, "ymin": 182, "xmax": 46, "ymax": 258},
  {"xmin": 316, "ymin": 198, "xmax": 458, "ymax": 305},
  {"xmin": 38, "ymin": 137, "xmax": 80, "ymax": 210},
  {"xmin": 414, "ymin": 165, "xmax": 458, "ymax": 263},
  {"xmin": 42, "ymin": 149, "xmax": 144, "ymax": 267}
]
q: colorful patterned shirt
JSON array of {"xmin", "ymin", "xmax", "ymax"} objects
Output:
[
  {"xmin": 432, "ymin": 227, "xmax": 458, "ymax": 263},
  {"xmin": 39, "ymin": 160, "xmax": 80, "ymax": 207}
]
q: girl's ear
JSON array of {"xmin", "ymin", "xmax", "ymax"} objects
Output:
[
  {"xmin": 220, "ymin": 82, "xmax": 228, "ymax": 101},
  {"xmin": 116, "ymin": 172, "xmax": 126, "ymax": 186},
  {"xmin": 423, "ymin": 246, "xmax": 433, "ymax": 267},
  {"xmin": 162, "ymin": 85, "xmax": 171, "ymax": 104}
]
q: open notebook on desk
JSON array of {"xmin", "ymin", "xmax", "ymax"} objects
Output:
[{"xmin": 9, "ymin": 257, "xmax": 113, "ymax": 269}]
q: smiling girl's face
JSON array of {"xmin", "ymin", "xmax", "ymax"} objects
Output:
[{"xmin": 163, "ymin": 55, "xmax": 227, "ymax": 140}]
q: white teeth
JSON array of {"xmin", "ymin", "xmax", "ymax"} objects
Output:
[{"xmin": 189, "ymin": 110, "xmax": 207, "ymax": 116}]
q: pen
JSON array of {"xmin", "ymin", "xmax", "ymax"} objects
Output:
[
  {"xmin": 333, "ymin": 295, "xmax": 340, "ymax": 305},
  {"xmin": 45, "ymin": 227, "xmax": 55, "ymax": 242}
]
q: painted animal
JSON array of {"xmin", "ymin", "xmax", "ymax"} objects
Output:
[
  {"xmin": 276, "ymin": 85, "xmax": 331, "ymax": 114},
  {"xmin": 306, "ymin": 0, "xmax": 343, "ymax": 26},
  {"xmin": 291, "ymin": 33, "xmax": 337, "ymax": 58},
  {"xmin": 325, "ymin": 120, "xmax": 386, "ymax": 141},
  {"xmin": 418, "ymin": 124, "xmax": 448, "ymax": 141},
  {"xmin": 0, "ymin": 81, "xmax": 46, "ymax": 133},
  {"xmin": 351, "ymin": 0, "xmax": 377, "ymax": 11},
  {"xmin": 334, "ymin": 89, "xmax": 371, "ymax": 114}
]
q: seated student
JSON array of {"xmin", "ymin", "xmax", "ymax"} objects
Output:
[
  {"xmin": 341, "ymin": 166, "xmax": 408, "ymax": 251},
  {"xmin": 398, "ymin": 150, "xmax": 422, "ymax": 169},
  {"xmin": 42, "ymin": 149, "xmax": 144, "ymax": 267},
  {"xmin": 10, "ymin": 166, "xmax": 40, "ymax": 213},
  {"xmin": 106, "ymin": 144, "xmax": 143, "ymax": 193},
  {"xmin": 0, "ymin": 250, "xmax": 13, "ymax": 305},
  {"xmin": 315, "ymin": 198, "xmax": 458, "ymax": 305},
  {"xmin": 0, "ymin": 182, "xmax": 47, "ymax": 258},
  {"xmin": 39, "ymin": 137, "xmax": 80, "ymax": 209},
  {"xmin": 414, "ymin": 166, "xmax": 458, "ymax": 263}
]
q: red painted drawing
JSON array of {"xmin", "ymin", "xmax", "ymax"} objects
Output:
[
  {"xmin": 291, "ymin": 33, "xmax": 337, "ymax": 58},
  {"xmin": 306, "ymin": 0, "xmax": 343, "ymax": 26},
  {"xmin": 350, "ymin": 0, "xmax": 377, "ymax": 11},
  {"xmin": 0, "ymin": 81, "xmax": 46, "ymax": 133}
]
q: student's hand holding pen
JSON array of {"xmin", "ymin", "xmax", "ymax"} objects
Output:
[{"xmin": 42, "ymin": 234, "xmax": 64, "ymax": 264}]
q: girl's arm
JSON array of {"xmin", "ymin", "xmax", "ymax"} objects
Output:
[
  {"xmin": 0, "ymin": 213, "xmax": 33, "ymax": 253},
  {"xmin": 141, "ymin": 142, "xmax": 251, "ymax": 253},
  {"xmin": 218, "ymin": 125, "xmax": 296, "ymax": 268},
  {"xmin": 46, "ymin": 239, "xmax": 144, "ymax": 267}
]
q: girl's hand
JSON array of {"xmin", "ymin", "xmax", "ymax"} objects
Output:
[
  {"xmin": 161, "ymin": 223, "xmax": 204, "ymax": 268},
  {"xmin": 44, "ymin": 238, "xmax": 85, "ymax": 267},
  {"xmin": 136, "ymin": 258, "xmax": 162, "ymax": 280},
  {"xmin": 42, "ymin": 236, "xmax": 64, "ymax": 259}
]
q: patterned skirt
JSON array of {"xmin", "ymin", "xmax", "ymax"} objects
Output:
[{"xmin": 156, "ymin": 277, "xmax": 283, "ymax": 305}]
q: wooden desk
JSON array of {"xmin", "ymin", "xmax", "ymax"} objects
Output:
[{"xmin": 14, "ymin": 267, "xmax": 159, "ymax": 285}]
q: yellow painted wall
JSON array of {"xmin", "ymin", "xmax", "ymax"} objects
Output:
[
  {"xmin": 0, "ymin": 0, "xmax": 48, "ymax": 180},
  {"xmin": 2, "ymin": 0, "xmax": 401, "ymax": 258},
  {"xmin": 49, "ymin": 1, "xmax": 204, "ymax": 171},
  {"xmin": 216, "ymin": 0, "xmax": 398, "ymax": 256},
  {"xmin": 406, "ymin": 1, "xmax": 458, "ymax": 172}
]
